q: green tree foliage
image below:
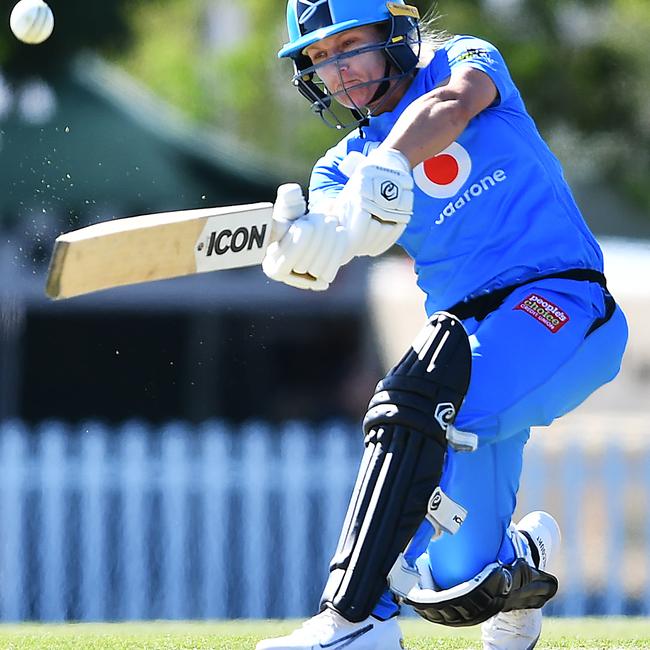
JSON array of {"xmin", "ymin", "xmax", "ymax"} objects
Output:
[
  {"xmin": 2, "ymin": 0, "xmax": 649, "ymax": 213},
  {"xmin": 111, "ymin": 0, "xmax": 650, "ymax": 213},
  {"xmin": 438, "ymin": 0, "xmax": 650, "ymax": 212}
]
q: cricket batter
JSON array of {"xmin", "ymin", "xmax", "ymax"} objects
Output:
[{"xmin": 258, "ymin": 1, "xmax": 629, "ymax": 648}]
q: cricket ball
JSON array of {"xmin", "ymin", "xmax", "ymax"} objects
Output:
[{"xmin": 10, "ymin": 0, "xmax": 54, "ymax": 45}]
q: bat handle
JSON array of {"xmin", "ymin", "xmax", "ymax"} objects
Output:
[{"xmin": 270, "ymin": 183, "xmax": 307, "ymax": 242}]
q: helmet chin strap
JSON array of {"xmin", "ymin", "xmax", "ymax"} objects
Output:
[
  {"xmin": 364, "ymin": 62, "xmax": 416, "ymax": 125},
  {"xmin": 367, "ymin": 60, "xmax": 392, "ymax": 105},
  {"xmin": 337, "ymin": 60, "xmax": 391, "ymax": 128},
  {"xmin": 348, "ymin": 61, "xmax": 394, "ymax": 129}
]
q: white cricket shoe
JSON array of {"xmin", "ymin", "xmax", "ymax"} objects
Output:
[
  {"xmin": 255, "ymin": 608, "xmax": 404, "ymax": 650},
  {"xmin": 481, "ymin": 511, "xmax": 561, "ymax": 650}
]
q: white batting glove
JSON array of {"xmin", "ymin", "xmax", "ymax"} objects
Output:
[
  {"xmin": 263, "ymin": 184, "xmax": 348, "ymax": 291},
  {"xmin": 335, "ymin": 148, "xmax": 414, "ymax": 260}
]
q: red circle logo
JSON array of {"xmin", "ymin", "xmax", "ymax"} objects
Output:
[
  {"xmin": 423, "ymin": 154, "xmax": 460, "ymax": 186},
  {"xmin": 414, "ymin": 142, "xmax": 472, "ymax": 199}
]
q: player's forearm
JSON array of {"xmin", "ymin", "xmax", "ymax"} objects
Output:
[{"xmin": 380, "ymin": 89, "xmax": 472, "ymax": 168}]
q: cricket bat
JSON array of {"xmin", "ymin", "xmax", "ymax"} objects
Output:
[{"xmin": 45, "ymin": 202, "xmax": 275, "ymax": 300}]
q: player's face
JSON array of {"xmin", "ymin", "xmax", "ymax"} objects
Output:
[{"xmin": 304, "ymin": 26, "xmax": 388, "ymax": 110}]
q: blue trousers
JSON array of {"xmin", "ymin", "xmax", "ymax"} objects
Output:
[{"xmin": 373, "ymin": 277, "xmax": 628, "ymax": 618}]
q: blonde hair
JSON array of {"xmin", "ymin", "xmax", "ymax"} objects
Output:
[{"xmin": 416, "ymin": 6, "xmax": 453, "ymax": 66}]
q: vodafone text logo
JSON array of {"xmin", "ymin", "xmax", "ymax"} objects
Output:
[
  {"xmin": 414, "ymin": 142, "xmax": 472, "ymax": 199},
  {"xmin": 413, "ymin": 142, "xmax": 509, "ymax": 226}
]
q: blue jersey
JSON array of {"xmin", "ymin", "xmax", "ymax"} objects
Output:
[{"xmin": 309, "ymin": 36, "xmax": 604, "ymax": 315}]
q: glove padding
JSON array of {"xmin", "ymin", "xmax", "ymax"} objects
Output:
[
  {"xmin": 263, "ymin": 184, "xmax": 348, "ymax": 291},
  {"xmin": 263, "ymin": 147, "xmax": 414, "ymax": 292},
  {"xmin": 334, "ymin": 147, "xmax": 414, "ymax": 260}
]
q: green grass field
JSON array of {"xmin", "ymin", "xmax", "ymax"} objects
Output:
[{"xmin": 0, "ymin": 619, "xmax": 648, "ymax": 650}]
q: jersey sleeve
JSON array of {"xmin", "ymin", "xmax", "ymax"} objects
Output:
[
  {"xmin": 308, "ymin": 133, "xmax": 367, "ymax": 208},
  {"xmin": 443, "ymin": 36, "xmax": 518, "ymax": 107}
]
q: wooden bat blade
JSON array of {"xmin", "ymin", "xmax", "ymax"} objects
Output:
[{"xmin": 46, "ymin": 202, "xmax": 274, "ymax": 300}]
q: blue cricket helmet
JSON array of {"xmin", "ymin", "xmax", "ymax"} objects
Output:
[
  {"xmin": 278, "ymin": 1, "xmax": 421, "ymax": 129},
  {"xmin": 279, "ymin": 0, "xmax": 419, "ymax": 60}
]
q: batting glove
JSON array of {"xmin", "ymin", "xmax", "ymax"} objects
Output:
[
  {"xmin": 263, "ymin": 184, "xmax": 348, "ymax": 291},
  {"xmin": 334, "ymin": 147, "xmax": 414, "ymax": 260}
]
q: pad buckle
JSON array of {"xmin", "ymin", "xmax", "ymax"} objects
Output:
[{"xmin": 446, "ymin": 424, "xmax": 479, "ymax": 452}]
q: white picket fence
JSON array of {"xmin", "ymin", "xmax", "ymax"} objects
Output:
[{"xmin": 0, "ymin": 416, "xmax": 648, "ymax": 622}]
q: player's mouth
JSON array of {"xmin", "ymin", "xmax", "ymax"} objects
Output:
[
  {"xmin": 335, "ymin": 79, "xmax": 362, "ymax": 94},
  {"xmin": 336, "ymin": 79, "xmax": 361, "ymax": 95}
]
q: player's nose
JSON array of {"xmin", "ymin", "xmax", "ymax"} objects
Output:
[{"xmin": 336, "ymin": 58, "xmax": 350, "ymax": 72}]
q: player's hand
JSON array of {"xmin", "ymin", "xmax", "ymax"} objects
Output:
[
  {"xmin": 335, "ymin": 147, "xmax": 414, "ymax": 259},
  {"xmin": 263, "ymin": 185, "xmax": 347, "ymax": 291},
  {"xmin": 263, "ymin": 212, "xmax": 348, "ymax": 291}
]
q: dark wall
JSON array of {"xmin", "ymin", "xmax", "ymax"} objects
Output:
[
  {"xmin": 18, "ymin": 308, "xmax": 375, "ymax": 425},
  {"xmin": 0, "ymin": 69, "xmax": 374, "ymax": 426}
]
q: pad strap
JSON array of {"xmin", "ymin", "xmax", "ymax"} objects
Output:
[{"xmin": 426, "ymin": 487, "xmax": 467, "ymax": 537}]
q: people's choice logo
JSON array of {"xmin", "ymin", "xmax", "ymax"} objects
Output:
[
  {"xmin": 515, "ymin": 293, "xmax": 570, "ymax": 334},
  {"xmin": 413, "ymin": 142, "xmax": 472, "ymax": 199}
]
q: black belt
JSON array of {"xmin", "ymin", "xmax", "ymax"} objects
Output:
[{"xmin": 447, "ymin": 269, "xmax": 613, "ymax": 335}]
